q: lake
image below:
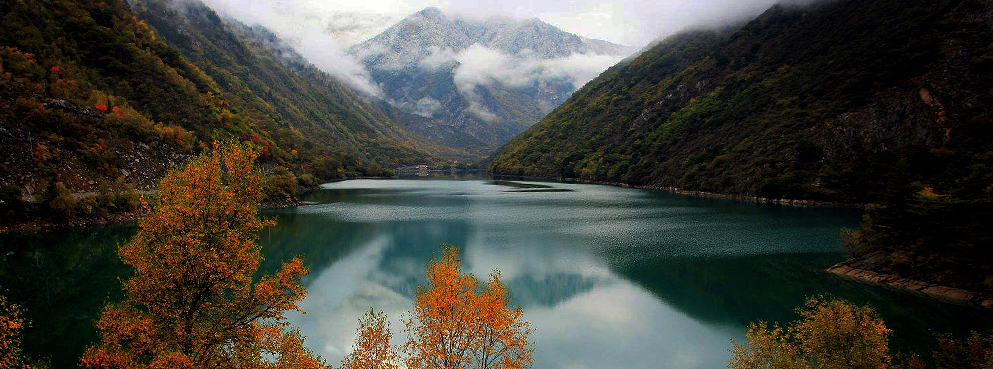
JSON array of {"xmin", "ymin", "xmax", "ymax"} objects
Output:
[{"xmin": 3, "ymin": 178, "xmax": 993, "ymax": 368}]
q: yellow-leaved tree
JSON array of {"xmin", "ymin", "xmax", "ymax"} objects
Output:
[
  {"xmin": 341, "ymin": 310, "xmax": 400, "ymax": 369},
  {"xmin": 402, "ymin": 245, "xmax": 533, "ymax": 369},
  {"xmin": 729, "ymin": 296, "xmax": 891, "ymax": 369},
  {"xmin": 80, "ymin": 143, "xmax": 327, "ymax": 369}
]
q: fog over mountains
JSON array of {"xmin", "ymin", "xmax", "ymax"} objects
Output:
[{"xmin": 350, "ymin": 7, "xmax": 632, "ymax": 150}]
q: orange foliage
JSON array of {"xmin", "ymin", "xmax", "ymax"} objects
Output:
[
  {"xmin": 730, "ymin": 296, "xmax": 891, "ymax": 369},
  {"xmin": 473, "ymin": 272, "xmax": 533, "ymax": 369},
  {"xmin": 403, "ymin": 245, "xmax": 533, "ymax": 369},
  {"xmin": 0, "ymin": 294, "xmax": 33, "ymax": 369},
  {"xmin": 33, "ymin": 143, "xmax": 50, "ymax": 162},
  {"xmin": 49, "ymin": 79, "xmax": 82, "ymax": 100},
  {"xmin": 49, "ymin": 65, "xmax": 60, "ymax": 74},
  {"xmin": 95, "ymin": 103, "xmax": 107, "ymax": 112},
  {"xmin": 342, "ymin": 310, "xmax": 400, "ymax": 369},
  {"xmin": 80, "ymin": 143, "xmax": 327, "ymax": 369},
  {"xmin": 154, "ymin": 124, "xmax": 195, "ymax": 151},
  {"xmin": 927, "ymin": 332, "xmax": 993, "ymax": 369}
]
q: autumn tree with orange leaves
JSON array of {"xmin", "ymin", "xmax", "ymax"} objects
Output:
[
  {"xmin": 341, "ymin": 310, "xmax": 400, "ymax": 369},
  {"xmin": 401, "ymin": 245, "xmax": 533, "ymax": 369},
  {"xmin": 1, "ymin": 293, "xmax": 35, "ymax": 369},
  {"xmin": 81, "ymin": 143, "xmax": 327, "ymax": 369},
  {"xmin": 729, "ymin": 296, "xmax": 892, "ymax": 369}
]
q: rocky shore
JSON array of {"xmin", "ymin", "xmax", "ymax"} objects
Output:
[{"xmin": 828, "ymin": 258, "xmax": 993, "ymax": 309}]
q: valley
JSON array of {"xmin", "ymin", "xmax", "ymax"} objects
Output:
[{"xmin": 2, "ymin": 0, "xmax": 993, "ymax": 368}]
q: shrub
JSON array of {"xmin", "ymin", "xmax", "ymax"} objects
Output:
[
  {"xmin": 38, "ymin": 181, "xmax": 77, "ymax": 222},
  {"xmin": 0, "ymin": 185, "xmax": 25, "ymax": 222},
  {"xmin": 96, "ymin": 177, "xmax": 140, "ymax": 213},
  {"xmin": 309, "ymin": 156, "xmax": 344, "ymax": 181},
  {"xmin": 265, "ymin": 166, "xmax": 297, "ymax": 201},
  {"xmin": 297, "ymin": 173, "xmax": 319, "ymax": 188}
]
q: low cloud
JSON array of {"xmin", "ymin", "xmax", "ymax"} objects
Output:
[
  {"xmin": 190, "ymin": 0, "xmax": 822, "ymax": 107},
  {"xmin": 453, "ymin": 45, "xmax": 529, "ymax": 89},
  {"xmin": 195, "ymin": 0, "xmax": 397, "ymax": 96},
  {"xmin": 449, "ymin": 44, "xmax": 623, "ymax": 120},
  {"xmin": 452, "ymin": 44, "xmax": 623, "ymax": 92},
  {"xmin": 295, "ymin": 38, "xmax": 384, "ymax": 96},
  {"xmin": 412, "ymin": 96, "xmax": 443, "ymax": 117},
  {"xmin": 418, "ymin": 46, "xmax": 459, "ymax": 70},
  {"xmin": 541, "ymin": 53, "xmax": 625, "ymax": 88},
  {"xmin": 465, "ymin": 100, "xmax": 500, "ymax": 122}
]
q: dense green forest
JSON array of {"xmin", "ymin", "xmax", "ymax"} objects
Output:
[
  {"xmin": 491, "ymin": 0, "xmax": 993, "ymax": 291},
  {"xmin": 0, "ymin": 0, "xmax": 438, "ymax": 206}
]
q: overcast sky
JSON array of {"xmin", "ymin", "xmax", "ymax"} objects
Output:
[
  {"xmin": 194, "ymin": 0, "xmax": 807, "ymax": 96},
  {"xmin": 198, "ymin": 0, "xmax": 799, "ymax": 48}
]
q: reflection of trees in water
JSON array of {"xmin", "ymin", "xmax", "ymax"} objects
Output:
[
  {"xmin": 0, "ymin": 226, "xmax": 133, "ymax": 368},
  {"xmin": 614, "ymin": 253, "xmax": 993, "ymax": 354},
  {"xmin": 261, "ymin": 201, "xmax": 477, "ymax": 297},
  {"xmin": 258, "ymin": 211, "xmax": 384, "ymax": 278},
  {"xmin": 503, "ymin": 274, "xmax": 600, "ymax": 309},
  {"xmin": 298, "ymin": 186, "xmax": 474, "ymax": 209}
]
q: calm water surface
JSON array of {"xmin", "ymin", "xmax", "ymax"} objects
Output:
[
  {"xmin": 3, "ymin": 178, "xmax": 993, "ymax": 368},
  {"xmin": 263, "ymin": 179, "xmax": 993, "ymax": 369}
]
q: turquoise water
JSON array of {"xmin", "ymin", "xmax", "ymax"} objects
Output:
[{"xmin": 2, "ymin": 178, "xmax": 992, "ymax": 368}]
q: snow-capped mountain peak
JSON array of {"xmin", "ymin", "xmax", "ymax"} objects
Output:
[{"xmin": 347, "ymin": 7, "xmax": 633, "ymax": 151}]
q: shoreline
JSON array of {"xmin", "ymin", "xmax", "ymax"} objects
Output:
[
  {"xmin": 0, "ymin": 211, "xmax": 145, "ymax": 234},
  {"xmin": 2, "ymin": 174, "xmax": 858, "ymax": 233},
  {"xmin": 490, "ymin": 174, "xmax": 863, "ymax": 208},
  {"xmin": 0, "ymin": 198, "xmax": 309, "ymax": 234},
  {"xmin": 828, "ymin": 262, "xmax": 993, "ymax": 309}
]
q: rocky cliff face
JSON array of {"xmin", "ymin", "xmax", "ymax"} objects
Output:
[{"xmin": 349, "ymin": 7, "xmax": 631, "ymax": 152}]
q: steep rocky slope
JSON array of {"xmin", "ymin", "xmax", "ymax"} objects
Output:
[{"xmin": 0, "ymin": 0, "xmax": 437, "ymax": 198}]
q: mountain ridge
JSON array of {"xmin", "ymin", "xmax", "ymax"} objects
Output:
[
  {"xmin": 490, "ymin": 0, "xmax": 993, "ymax": 204},
  {"xmin": 349, "ymin": 7, "xmax": 632, "ymax": 153},
  {"xmin": 0, "ymin": 0, "xmax": 444, "ymax": 198}
]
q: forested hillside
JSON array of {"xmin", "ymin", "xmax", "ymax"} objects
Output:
[
  {"xmin": 0, "ymin": 0, "xmax": 434, "ymax": 199},
  {"xmin": 491, "ymin": 0, "xmax": 993, "ymax": 204},
  {"xmin": 131, "ymin": 0, "xmax": 471, "ymax": 163}
]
